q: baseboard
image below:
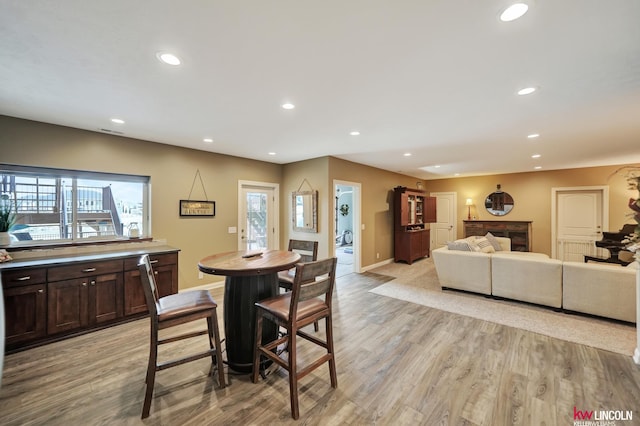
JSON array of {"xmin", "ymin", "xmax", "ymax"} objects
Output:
[
  {"xmin": 361, "ymin": 258, "xmax": 394, "ymax": 272},
  {"xmin": 180, "ymin": 280, "xmax": 224, "ymax": 293}
]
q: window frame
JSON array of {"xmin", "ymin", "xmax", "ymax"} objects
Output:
[{"xmin": 1, "ymin": 163, "xmax": 150, "ymax": 248}]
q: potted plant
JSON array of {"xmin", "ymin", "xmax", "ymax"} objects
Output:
[{"xmin": 0, "ymin": 194, "xmax": 16, "ymax": 246}]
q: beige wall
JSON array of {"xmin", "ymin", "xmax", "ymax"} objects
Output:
[
  {"xmin": 1, "ymin": 116, "xmax": 282, "ymax": 289},
  {"xmin": 426, "ymin": 165, "xmax": 639, "ymax": 255},
  {"xmin": 281, "ymin": 157, "xmax": 329, "ymax": 258},
  {"xmin": 328, "ymin": 157, "xmax": 424, "ymax": 267},
  {"xmin": 3, "ymin": 115, "xmax": 637, "ymax": 283}
]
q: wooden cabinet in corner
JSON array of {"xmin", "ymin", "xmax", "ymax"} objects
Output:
[{"xmin": 393, "ymin": 186, "xmax": 437, "ymax": 264}]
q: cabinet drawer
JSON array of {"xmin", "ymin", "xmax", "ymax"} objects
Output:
[
  {"xmin": 48, "ymin": 259, "xmax": 123, "ymax": 282},
  {"xmin": 1, "ymin": 268, "xmax": 47, "ymax": 288},
  {"xmin": 123, "ymin": 253, "xmax": 177, "ymax": 271}
]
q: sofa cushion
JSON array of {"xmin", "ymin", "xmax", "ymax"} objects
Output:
[
  {"xmin": 446, "ymin": 240, "xmax": 472, "ymax": 251},
  {"xmin": 484, "ymin": 232, "xmax": 503, "ymax": 251},
  {"xmin": 491, "ymin": 254, "xmax": 563, "ymax": 308},
  {"xmin": 432, "ymin": 247, "xmax": 492, "ymax": 295},
  {"xmin": 563, "ymin": 261, "xmax": 636, "ymax": 323},
  {"xmin": 468, "ymin": 236, "xmax": 496, "ymax": 253}
]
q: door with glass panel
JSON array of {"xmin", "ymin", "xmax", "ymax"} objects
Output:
[{"xmin": 238, "ymin": 181, "xmax": 278, "ymax": 251}]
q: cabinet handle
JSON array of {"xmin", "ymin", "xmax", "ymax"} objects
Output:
[
  {"xmin": 82, "ymin": 282, "xmax": 88, "ymax": 287},
  {"xmin": 149, "ymin": 260, "xmax": 159, "ymax": 264},
  {"xmin": 16, "ymin": 276, "xmax": 31, "ymax": 281},
  {"xmin": 38, "ymin": 288, "xmax": 44, "ymax": 293},
  {"xmin": 82, "ymin": 268, "xmax": 96, "ymax": 273},
  {"xmin": 90, "ymin": 281, "xmax": 96, "ymax": 286}
]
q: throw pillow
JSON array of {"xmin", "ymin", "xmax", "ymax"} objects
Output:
[
  {"xmin": 484, "ymin": 232, "xmax": 503, "ymax": 251},
  {"xmin": 470, "ymin": 236, "xmax": 496, "ymax": 253},
  {"xmin": 446, "ymin": 240, "xmax": 471, "ymax": 251}
]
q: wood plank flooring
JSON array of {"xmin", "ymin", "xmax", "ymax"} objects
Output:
[{"xmin": 1, "ymin": 269, "xmax": 640, "ymax": 425}]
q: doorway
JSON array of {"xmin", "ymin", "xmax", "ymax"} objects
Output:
[
  {"xmin": 238, "ymin": 181, "xmax": 279, "ymax": 251},
  {"xmin": 552, "ymin": 186, "xmax": 608, "ymax": 260},
  {"xmin": 430, "ymin": 192, "xmax": 457, "ymax": 250},
  {"xmin": 334, "ymin": 180, "xmax": 361, "ymax": 277}
]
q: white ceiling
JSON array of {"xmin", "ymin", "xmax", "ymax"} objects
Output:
[{"xmin": 1, "ymin": 1, "xmax": 640, "ymax": 179}]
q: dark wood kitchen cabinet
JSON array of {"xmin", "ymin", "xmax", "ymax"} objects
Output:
[
  {"xmin": 1, "ymin": 246, "xmax": 179, "ymax": 352},
  {"xmin": 2, "ymin": 266, "xmax": 48, "ymax": 346},
  {"xmin": 123, "ymin": 253, "xmax": 177, "ymax": 315},
  {"xmin": 47, "ymin": 259, "xmax": 124, "ymax": 335}
]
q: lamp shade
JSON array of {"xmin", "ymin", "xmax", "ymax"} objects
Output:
[{"xmin": 466, "ymin": 198, "xmax": 473, "ymax": 206}]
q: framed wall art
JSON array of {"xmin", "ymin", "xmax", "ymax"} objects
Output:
[{"xmin": 179, "ymin": 200, "xmax": 215, "ymax": 217}]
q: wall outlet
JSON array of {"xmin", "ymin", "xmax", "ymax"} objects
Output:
[
  {"xmin": 198, "ymin": 271, "xmax": 204, "ymax": 279},
  {"xmin": 228, "ymin": 226, "xmax": 237, "ymax": 233},
  {"xmin": 376, "ymin": 252, "xmax": 380, "ymax": 259}
]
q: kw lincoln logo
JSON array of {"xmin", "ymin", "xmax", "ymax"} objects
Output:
[{"xmin": 573, "ymin": 406, "xmax": 633, "ymax": 425}]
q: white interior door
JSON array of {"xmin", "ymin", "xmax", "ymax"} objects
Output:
[
  {"xmin": 430, "ymin": 192, "xmax": 456, "ymax": 250},
  {"xmin": 553, "ymin": 187, "xmax": 607, "ymax": 260},
  {"xmin": 238, "ymin": 181, "xmax": 279, "ymax": 251}
]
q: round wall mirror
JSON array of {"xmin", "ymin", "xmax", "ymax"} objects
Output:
[{"xmin": 485, "ymin": 185, "xmax": 514, "ymax": 216}]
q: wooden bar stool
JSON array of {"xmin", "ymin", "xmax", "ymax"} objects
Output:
[
  {"xmin": 138, "ymin": 254, "xmax": 226, "ymax": 419},
  {"xmin": 252, "ymin": 257, "xmax": 338, "ymax": 420},
  {"xmin": 278, "ymin": 239, "xmax": 320, "ymax": 331},
  {"xmin": 277, "ymin": 239, "xmax": 318, "ymax": 291}
]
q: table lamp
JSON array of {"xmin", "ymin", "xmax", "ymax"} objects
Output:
[{"xmin": 466, "ymin": 198, "xmax": 473, "ymax": 220}]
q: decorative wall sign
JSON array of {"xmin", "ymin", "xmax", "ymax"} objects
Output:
[{"xmin": 179, "ymin": 200, "xmax": 215, "ymax": 217}]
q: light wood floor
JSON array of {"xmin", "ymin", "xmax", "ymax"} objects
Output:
[{"xmin": 1, "ymin": 268, "xmax": 640, "ymax": 425}]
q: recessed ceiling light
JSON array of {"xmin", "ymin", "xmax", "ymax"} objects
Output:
[
  {"xmin": 110, "ymin": 118, "xmax": 125, "ymax": 124},
  {"xmin": 534, "ymin": 166, "xmax": 542, "ymax": 170},
  {"xmin": 500, "ymin": 3, "xmax": 529, "ymax": 22},
  {"xmin": 434, "ymin": 165, "xmax": 441, "ymax": 168},
  {"xmin": 454, "ymin": 173, "xmax": 460, "ymax": 176},
  {"xmin": 281, "ymin": 103, "xmax": 295, "ymax": 110},
  {"xmin": 349, "ymin": 131, "xmax": 360, "ymax": 136},
  {"xmin": 517, "ymin": 87, "xmax": 537, "ymax": 96},
  {"xmin": 531, "ymin": 154, "xmax": 541, "ymax": 159},
  {"xmin": 403, "ymin": 153, "xmax": 412, "ymax": 157},
  {"xmin": 203, "ymin": 138, "xmax": 213, "ymax": 143},
  {"xmin": 156, "ymin": 52, "xmax": 181, "ymax": 66},
  {"xmin": 268, "ymin": 152, "xmax": 276, "ymax": 156},
  {"xmin": 527, "ymin": 133, "xmax": 540, "ymax": 139}
]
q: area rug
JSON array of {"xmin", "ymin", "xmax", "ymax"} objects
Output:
[{"xmin": 368, "ymin": 258, "xmax": 637, "ymax": 357}]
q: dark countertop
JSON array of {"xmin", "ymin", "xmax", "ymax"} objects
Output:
[{"xmin": 0, "ymin": 245, "xmax": 180, "ymax": 270}]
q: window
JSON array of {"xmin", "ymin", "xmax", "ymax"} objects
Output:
[{"xmin": 1, "ymin": 164, "xmax": 149, "ymax": 245}]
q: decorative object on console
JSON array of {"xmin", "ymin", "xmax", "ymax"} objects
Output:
[
  {"xmin": 0, "ymin": 193, "xmax": 16, "ymax": 246},
  {"xmin": 485, "ymin": 184, "xmax": 514, "ymax": 216}
]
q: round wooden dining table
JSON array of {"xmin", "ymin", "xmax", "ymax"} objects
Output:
[{"xmin": 198, "ymin": 249, "xmax": 301, "ymax": 373}]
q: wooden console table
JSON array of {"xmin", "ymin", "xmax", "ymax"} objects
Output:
[{"xmin": 464, "ymin": 220, "xmax": 532, "ymax": 252}]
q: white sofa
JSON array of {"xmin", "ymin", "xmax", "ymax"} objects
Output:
[
  {"xmin": 432, "ymin": 236, "xmax": 637, "ymax": 322},
  {"xmin": 563, "ymin": 261, "xmax": 637, "ymax": 323},
  {"xmin": 432, "ymin": 236, "xmax": 511, "ymax": 296}
]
